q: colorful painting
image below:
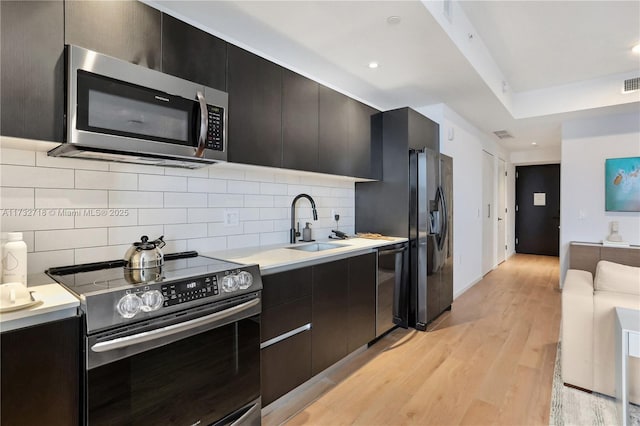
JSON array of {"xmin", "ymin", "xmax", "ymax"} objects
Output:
[{"xmin": 605, "ymin": 157, "xmax": 640, "ymax": 212}]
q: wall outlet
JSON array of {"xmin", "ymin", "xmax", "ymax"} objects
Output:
[
  {"xmin": 331, "ymin": 209, "xmax": 339, "ymax": 221},
  {"xmin": 224, "ymin": 209, "xmax": 239, "ymax": 227}
]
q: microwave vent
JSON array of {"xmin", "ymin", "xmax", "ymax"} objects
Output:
[{"xmin": 623, "ymin": 77, "xmax": 640, "ymax": 93}]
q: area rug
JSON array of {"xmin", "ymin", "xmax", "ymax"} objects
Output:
[{"xmin": 549, "ymin": 342, "xmax": 640, "ymax": 426}]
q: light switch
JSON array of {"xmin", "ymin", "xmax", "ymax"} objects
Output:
[{"xmin": 224, "ymin": 209, "xmax": 239, "ymax": 227}]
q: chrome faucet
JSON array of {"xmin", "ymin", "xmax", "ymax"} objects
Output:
[{"xmin": 290, "ymin": 194, "xmax": 318, "ymax": 243}]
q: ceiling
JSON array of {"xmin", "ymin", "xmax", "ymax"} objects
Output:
[{"xmin": 147, "ymin": 0, "xmax": 640, "ymax": 154}]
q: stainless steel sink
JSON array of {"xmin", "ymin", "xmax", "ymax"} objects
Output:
[{"xmin": 287, "ymin": 243, "xmax": 346, "ymax": 252}]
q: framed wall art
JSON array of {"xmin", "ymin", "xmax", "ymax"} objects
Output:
[{"xmin": 605, "ymin": 156, "xmax": 640, "ymax": 212}]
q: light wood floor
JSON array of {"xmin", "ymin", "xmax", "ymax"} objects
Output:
[{"xmin": 264, "ymin": 254, "xmax": 562, "ymax": 426}]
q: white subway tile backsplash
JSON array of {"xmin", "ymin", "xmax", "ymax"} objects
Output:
[
  {"xmin": 1, "ymin": 214, "xmax": 75, "ymax": 232},
  {"xmin": 75, "ymin": 244, "xmax": 130, "ymax": 264},
  {"xmin": 139, "ymin": 208, "xmax": 186, "ymax": 225},
  {"xmin": 208, "ymin": 193, "xmax": 244, "ymax": 207},
  {"xmin": 244, "ymin": 195, "xmax": 274, "ymax": 208},
  {"xmin": 187, "ymin": 177, "xmax": 226, "ymax": 193},
  {"xmin": 164, "ymin": 192, "xmax": 207, "ymax": 208},
  {"xmin": 109, "ymin": 191, "xmax": 163, "ymax": 208},
  {"xmin": 187, "ymin": 208, "xmax": 224, "ymax": 223},
  {"xmin": 187, "ymin": 237, "xmax": 226, "ymax": 253},
  {"xmin": 76, "ymin": 170, "xmax": 137, "ymax": 190},
  {"xmin": 164, "ymin": 223, "xmax": 207, "ymax": 240},
  {"xmin": 243, "ymin": 220, "xmax": 274, "ymax": 234},
  {"xmin": 208, "ymin": 222, "xmax": 243, "ymax": 237},
  {"xmin": 260, "ymin": 183, "xmax": 287, "ymax": 195},
  {"xmin": 228, "ymin": 181, "xmax": 259, "ymax": 194},
  {"xmin": 0, "ymin": 187, "xmax": 34, "ymax": 209},
  {"xmin": 2, "ymin": 165, "xmax": 74, "ymax": 188},
  {"xmin": 28, "ymin": 250, "xmax": 74, "ymax": 274},
  {"xmin": 139, "ymin": 174, "xmax": 187, "ymax": 192},
  {"xmin": 35, "ymin": 152, "xmax": 108, "ymax": 171},
  {"xmin": 228, "ymin": 234, "xmax": 259, "ymax": 249},
  {"xmin": 3, "ymin": 146, "xmax": 356, "ymax": 273},
  {"xmin": 259, "ymin": 231, "xmax": 288, "ymax": 246},
  {"xmin": 75, "ymin": 209, "xmax": 137, "ymax": 228},
  {"xmin": 35, "ymin": 228, "xmax": 107, "ymax": 251},
  {"xmin": 1, "ymin": 148, "xmax": 35, "ymax": 166},
  {"xmin": 108, "ymin": 225, "xmax": 164, "ymax": 245},
  {"xmin": 35, "ymin": 189, "xmax": 107, "ymax": 208}
]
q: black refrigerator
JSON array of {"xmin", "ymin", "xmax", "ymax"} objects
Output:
[{"xmin": 355, "ymin": 107, "xmax": 453, "ymax": 331}]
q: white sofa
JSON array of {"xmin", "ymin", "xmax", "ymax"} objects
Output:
[{"xmin": 562, "ymin": 260, "xmax": 640, "ymax": 403}]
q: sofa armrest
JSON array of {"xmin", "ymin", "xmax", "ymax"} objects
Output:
[{"xmin": 562, "ymin": 269, "xmax": 594, "ymax": 390}]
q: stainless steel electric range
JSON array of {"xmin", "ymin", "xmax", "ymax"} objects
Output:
[{"xmin": 47, "ymin": 251, "xmax": 262, "ymax": 426}]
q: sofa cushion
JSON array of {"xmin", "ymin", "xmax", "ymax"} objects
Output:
[{"xmin": 594, "ymin": 260, "xmax": 640, "ymax": 295}]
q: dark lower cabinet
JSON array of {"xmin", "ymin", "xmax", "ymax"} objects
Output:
[
  {"xmin": 1, "ymin": 316, "xmax": 80, "ymax": 426},
  {"xmin": 65, "ymin": 0, "xmax": 161, "ymax": 70},
  {"xmin": 261, "ymin": 330, "xmax": 312, "ymax": 406},
  {"xmin": 347, "ymin": 253, "xmax": 377, "ymax": 352},
  {"xmin": 311, "ymin": 259, "xmax": 349, "ymax": 375},
  {"xmin": 227, "ymin": 44, "xmax": 283, "ymax": 168},
  {"xmin": 0, "ymin": 0, "xmax": 64, "ymax": 142},
  {"xmin": 161, "ymin": 13, "xmax": 227, "ymax": 91}
]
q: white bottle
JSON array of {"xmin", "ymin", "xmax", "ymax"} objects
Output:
[{"xmin": 2, "ymin": 232, "xmax": 27, "ymax": 285}]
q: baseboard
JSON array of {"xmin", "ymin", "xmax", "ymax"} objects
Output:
[{"xmin": 453, "ymin": 275, "xmax": 482, "ymax": 300}]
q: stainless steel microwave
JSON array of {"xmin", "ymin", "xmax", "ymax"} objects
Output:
[{"xmin": 49, "ymin": 45, "xmax": 227, "ymax": 169}]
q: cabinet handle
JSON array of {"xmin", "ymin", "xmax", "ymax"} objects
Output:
[{"xmin": 260, "ymin": 323, "xmax": 311, "ymax": 349}]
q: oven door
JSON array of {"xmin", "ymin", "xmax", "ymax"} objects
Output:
[{"xmin": 86, "ymin": 294, "xmax": 261, "ymax": 426}]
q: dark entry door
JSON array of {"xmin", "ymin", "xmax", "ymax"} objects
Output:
[{"xmin": 515, "ymin": 164, "xmax": 560, "ymax": 256}]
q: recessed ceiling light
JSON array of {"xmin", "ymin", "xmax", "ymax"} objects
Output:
[
  {"xmin": 387, "ymin": 16, "xmax": 401, "ymax": 25},
  {"xmin": 531, "ymin": 142, "xmax": 538, "ymax": 146},
  {"xmin": 368, "ymin": 62, "xmax": 379, "ymax": 69},
  {"xmin": 633, "ymin": 43, "xmax": 640, "ymax": 54}
]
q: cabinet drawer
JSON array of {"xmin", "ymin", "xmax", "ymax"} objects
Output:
[
  {"xmin": 262, "ymin": 267, "xmax": 312, "ymax": 311},
  {"xmin": 261, "ymin": 296, "xmax": 311, "ymax": 342},
  {"xmin": 261, "ymin": 329, "xmax": 311, "ymax": 406}
]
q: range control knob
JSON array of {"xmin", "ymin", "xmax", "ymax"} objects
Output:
[
  {"xmin": 221, "ymin": 274, "xmax": 239, "ymax": 293},
  {"xmin": 140, "ymin": 290, "xmax": 164, "ymax": 312},
  {"xmin": 116, "ymin": 293, "xmax": 142, "ymax": 318},
  {"xmin": 237, "ymin": 271, "xmax": 253, "ymax": 289}
]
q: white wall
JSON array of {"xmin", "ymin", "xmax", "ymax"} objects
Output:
[
  {"xmin": 417, "ymin": 104, "xmax": 513, "ymax": 298},
  {"xmin": 510, "ymin": 146, "xmax": 561, "ymax": 165},
  {"xmin": 560, "ymin": 112, "xmax": 640, "ymax": 281},
  {"xmin": 0, "ymin": 142, "xmax": 356, "ymax": 275}
]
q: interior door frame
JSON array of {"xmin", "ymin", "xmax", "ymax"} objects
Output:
[
  {"xmin": 482, "ymin": 150, "xmax": 495, "ymax": 275},
  {"xmin": 497, "ymin": 158, "xmax": 506, "ymax": 264}
]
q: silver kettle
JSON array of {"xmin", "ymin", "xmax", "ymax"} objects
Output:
[{"xmin": 124, "ymin": 235, "xmax": 166, "ymax": 269}]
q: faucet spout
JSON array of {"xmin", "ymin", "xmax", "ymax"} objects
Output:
[{"xmin": 290, "ymin": 193, "xmax": 318, "ymax": 243}]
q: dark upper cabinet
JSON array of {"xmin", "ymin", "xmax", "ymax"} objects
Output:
[
  {"xmin": 408, "ymin": 107, "xmax": 439, "ymax": 151},
  {"xmin": 65, "ymin": 0, "xmax": 161, "ymax": 70},
  {"xmin": 347, "ymin": 253, "xmax": 377, "ymax": 352},
  {"xmin": 349, "ymin": 100, "xmax": 381, "ymax": 179},
  {"xmin": 227, "ymin": 45, "xmax": 283, "ymax": 168},
  {"xmin": 311, "ymin": 259, "xmax": 349, "ymax": 375},
  {"xmin": 318, "ymin": 86, "xmax": 351, "ymax": 176},
  {"xmin": 0, "ymin": 0, "xmax": 64, "ymax": 142},
  {"xmin": 1, "ymin": 316, "xmax": 80, "ymax": 426},
  {"xmin": 282, "ymin": 70, "xmax": 319, "ymax": 171},
  {"xmin": 161, "ymin": 13, "xmax": 227, "ymax": 91}
]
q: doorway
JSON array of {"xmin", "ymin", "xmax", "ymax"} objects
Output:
[
  {"xmin": 482, "ymin": 151, "xmax": 495, "ymax": 274},
  {"xmin": 515, "ymin": 164, "xmax": 560, "ymax": 256}
]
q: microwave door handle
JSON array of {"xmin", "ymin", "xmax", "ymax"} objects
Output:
[{"xmin": 195, "ymin": 91, "xmax": 208, "ymax": 158}]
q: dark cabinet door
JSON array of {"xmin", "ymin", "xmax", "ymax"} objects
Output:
[
  {"xmin": 282, "ymin": 70, "xmax": 319, "ymax": 171},
  {"xmin": 0, "ymin": 0, "xmax": 64, "ymax": 142},
  {"xmin": 1, "ymin": 316, "xmax": 80, "ymax": 426},
  {"xmin": 261, "ymin": 329, "xmax": 311, "ymax": 406},
  {"xmin": 318, "ymin": 86, "xmax": 351, "ymax": 176},
  {"xmin": 227, "ymin": 45, "xmax": 282, "ymax": 167},
  {"xmin": 349, "ymin": 100, "xmax": 379, "ymax": 179},
  {"xmin": 161, "ymin": 14, "xmax": 227, "ymax": 91},
  {"xmin": 347, "ymin": 253, "xmax": 376, "ymax": 352},
  {"xmin": 65, "ymin": 0, "xmax": 161, "ymax": 70},
  {"xmin": 311, "ymin": 259, "xmax": 349, "ymax": 375}
]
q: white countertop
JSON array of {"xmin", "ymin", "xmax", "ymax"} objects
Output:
[
  {"xmin": 0, "ymin": 282, "xmax": 79, "ymax": 333},
  {"xmin": 203, "ymin": 237, "xmax": 407, "ymax": 275}
]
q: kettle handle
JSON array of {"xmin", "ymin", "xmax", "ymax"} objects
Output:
[{"xmin": 153, "ymin": 236, "xmax": 166, "ymax": 249}]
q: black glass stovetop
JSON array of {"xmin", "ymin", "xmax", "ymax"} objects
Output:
[{"xmin": 46, "ymin": 251, "xmax": 243, "ymax": 297}]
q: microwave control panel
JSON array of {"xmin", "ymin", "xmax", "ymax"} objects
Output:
[{"xmin": 206, "ymin": 105, "xmax": 224, "ymax": 151}]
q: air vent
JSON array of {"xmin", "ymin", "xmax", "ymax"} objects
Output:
[
  {"xmin": 624, "ymin": 77, "xmax": 640, "ymax": 93},
  {"xmin": 493, "ymin": 130, "xmax": 514, "ymax": 139}
]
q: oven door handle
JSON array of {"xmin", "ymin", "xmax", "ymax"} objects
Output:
[{"xmin": 91, "ymin": 298, "xmax": 260, "ymax": 353}]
